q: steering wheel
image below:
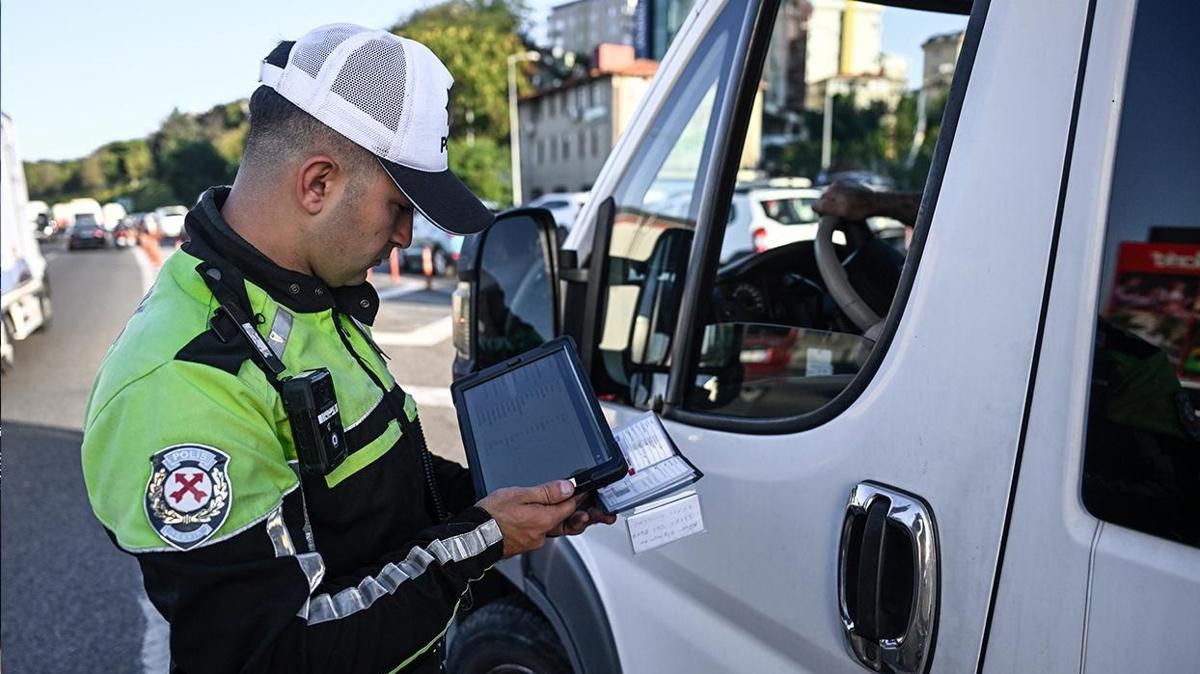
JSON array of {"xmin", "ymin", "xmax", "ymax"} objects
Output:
[{"xmin": 814, "ymin": 215, "xmax": 884, "ymax": 335}]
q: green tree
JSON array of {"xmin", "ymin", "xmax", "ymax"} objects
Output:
[
  {"xmin": 152, "ymin": 108, "xmax": 204, "ymax": 162},
  {"xmin": 113, "ymin": 139, "xmax": 153, "ymax": 184},
  {"xmin": 448, "ymin": 137, "xmax": 509, "ymax": 204},
  {"xmin": 160, "ymin": 140, "xmax": 232, "ymax": 204},
  {"xmin": 129, "ymin": 180, "xmax": 179, "ymax": 211},
  {"xmin": 392, "ymin": 0, "xmax": 530, "ymax": 201},
  {"xmin": 79, "ymin": 154, "xmax": 107, "ymax": 191},
  {"xmin": 24, "ymin": 161, "xmax": 70, "ymax": 200},
  {"xmin": 394, "ymin": 0, "xmax": 531, "ymax": 142}
]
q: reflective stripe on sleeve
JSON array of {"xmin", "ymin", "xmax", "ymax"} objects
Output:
[
  {"xmin": 266, "ymin": 506, "xmax": 327, "ymax": 595},
  {"xmin": 300, "ymin": 518, "xmax": 502, "ymax": 626}
]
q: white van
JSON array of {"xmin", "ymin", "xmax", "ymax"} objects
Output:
[
  {"xmin": 68, "ymin": 198, "xmax": 104, "ymax": 229},
  {"xmin": 101, "ymin": 202, "xmax": 127, "ymax": 232},
  {"xmin": 446, "ymin": 1, "xmax": 1200, "ymax": 672},
  {"xmin": 154, "ymin": 204, "xmax": 188, "ymax": 239}
]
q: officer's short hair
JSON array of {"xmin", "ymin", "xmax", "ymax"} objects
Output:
[{"xmin": 243, "ymin": 85, "xmax": 378, "ymax": 189}]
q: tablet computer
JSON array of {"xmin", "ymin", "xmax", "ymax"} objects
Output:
[{"xmin": 451, "ymin": 337, "xmax": 628, "ymax": 499}]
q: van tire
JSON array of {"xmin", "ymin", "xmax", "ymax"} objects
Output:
[{"xmin": 445, "ymin": 597, "xmax": 571, "ymax": 674}]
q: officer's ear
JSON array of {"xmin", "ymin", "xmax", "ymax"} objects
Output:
[{"xmin": 295, "ymin": 155, "xmax": 339, "ymax": 215}]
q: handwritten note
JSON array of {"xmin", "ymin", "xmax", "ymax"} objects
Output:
[{"xmin": 626, "ymin": 491, "xmax": 706, "ymax": 555}]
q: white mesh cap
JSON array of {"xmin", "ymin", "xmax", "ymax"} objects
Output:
[{"xmin": 259, "ymin": 24, "xmax": 494, "ymax": 235}]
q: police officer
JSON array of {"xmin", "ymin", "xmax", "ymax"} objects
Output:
[{"xmin": 81, "ymin": 25, "xmax": 613, "ymax": 673}]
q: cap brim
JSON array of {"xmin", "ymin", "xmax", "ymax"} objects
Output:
[{"xmin": 379, "ymin": 158, "xmax": 494, "ymax": 236}]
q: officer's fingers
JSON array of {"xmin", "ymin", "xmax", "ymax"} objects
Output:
[
  {"xmin": 546, "ymin": 507, "xmax": 592, "ymax": 537},
  {"xmin": 553, "ymin": 509, "xmax": 585, "ymax": 536},
  {"xmin": 565, "ymin": 511, "xmax": 589, "ymax": 533},
  {"xmin": 586, "ymin": 506, "xmax": 616, "ymax": 526},
  {"xmin": 525, "ymin": 480, "xmax": 575, "ymax": 506},
  {"xmin": 537, "ymin": 496, "xmax": 581, "ymax": 530},
  {"xmin": 572, "ymin": 513, "xmax": 595, "ymax": 535}
]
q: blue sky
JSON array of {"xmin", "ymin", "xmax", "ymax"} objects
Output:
[{"xmin": 2, "ymin": 1, "xmax": 964, "ymax": 161}]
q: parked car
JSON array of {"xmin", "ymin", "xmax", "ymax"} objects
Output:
[
  {"xmin": 403, "ymin": 214, "xmax": 461, "ymax": 277},
  {"xmin": 33, "ymin": 212, "xmax": 57, "ymax": 241},
  {"xmin": 527, "ymin": 192, "xmax": 588, "ymax": 230},
  {"xmin": 154, "ymin": 205, "xmax": 188, "ymax": 239},
  {"xmin": 66, "ymin": 215, "xmax": 109, "ymax": 250},
  {"xmin": 111, "ymin": 220, "xmax": 138, "ymax": 248},
  {"xmin": 446, "ymin": 1, "xmax": 1200, "ymax": 673}
]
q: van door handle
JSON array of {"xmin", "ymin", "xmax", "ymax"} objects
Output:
[{"xmin": 838, "ymin": 482, "xmax": 940, "ymax": 673}]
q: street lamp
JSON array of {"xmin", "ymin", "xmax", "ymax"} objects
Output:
[
  {"xmin": 821, "ymin": 77, "xmax": 845, "ymax": 171},
  {"xmin": 508, "ymin": 50, "xmax": 540, "ymax": 206}
]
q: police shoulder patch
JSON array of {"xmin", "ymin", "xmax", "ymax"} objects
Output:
[{"xmin": 145, "ymin": 444, "xmax": 233, "ymax": 550}]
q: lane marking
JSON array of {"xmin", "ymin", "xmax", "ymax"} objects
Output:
[
  {"xmin": 376, "ymin": 282, "xmax": 426, "ymax": 300},
  {"xmin": 372, "ymin": 317, "xmax": 452, "ymax": 347},
  {"xmin": 375, "ymin": 281, "xmax": 452, "ymax": 301},
  {"xmin": 402, "ymin": 384, "xmax": 455, "ymax": 409},
  {"xmin": 138, "ymin": 593, "xmax": 171, "ymax": 674}
]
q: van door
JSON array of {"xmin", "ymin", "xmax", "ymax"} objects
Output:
[
  {"xmin": 985, "ymin": 1, "xmax": 1200, "ymax": 671},
  {"xmin": 561, "ymin": 0, "xmax": 1100, "ymax": 671}
]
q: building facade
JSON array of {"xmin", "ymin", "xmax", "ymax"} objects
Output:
[
  {"xmin": 549, "ymin": 0, "xmax": 639, "ymax": 56},
  {"xmin": 517, "ymin": 46, "xmax": 657, "ymax": 202},
  {"xmin": 517, "ymin": 43, "xmax": 762, "ymax": 201},
  {"xmin": 921, "ymin": 30, "xmax": 964, "ymax": 102}
]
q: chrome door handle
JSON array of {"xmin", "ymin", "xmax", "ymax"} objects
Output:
[{"xmin": 838, "ymin": 482, "xmax": 940, "ymax": 673}]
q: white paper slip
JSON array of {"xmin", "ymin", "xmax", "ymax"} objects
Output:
[
  {"xmin": 598, "ymin": 412, "xmax": 702, "ymax": 514},
  {"xmin": 626, "ymin": 490, "xmax": 706, "ymax": 555}
]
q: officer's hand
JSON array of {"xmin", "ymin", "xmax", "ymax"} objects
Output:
[
  {"xmin": 813, "ymin": 182, "xmax": 878, "ymax": 221},
  {"xmin": 549, "ymin": 492, "xmax": 617, "ymax": 537},
  {"xmin": 478, "ymin": 480, "xmax": 581, "ymax": 559}
]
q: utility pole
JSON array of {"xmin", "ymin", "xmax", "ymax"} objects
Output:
[
  {"xmin": 507, "ymin": 51, "xmax": 540, "ymax": 207},
  {"xmin": 821, "ymin": 78, "xmax": 839, "ymax": 170}
]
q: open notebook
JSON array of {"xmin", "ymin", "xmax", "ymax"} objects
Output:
[{"xmin": 598, "ymin": 412, "xmax": 703, "ymax": 514}]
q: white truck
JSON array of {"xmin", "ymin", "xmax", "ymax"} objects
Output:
[
  {"xmin": 154, "ymin": 205, "xmax": 188, "ymax": 239},
  {"xmin": 1, "ymin": 113, "xmax": 52, "ymax": 371},
  {"xmin": 445, "ymin": 0, "xmax": 1199, "ymax": 672},
  {"xmin": 101, "ymin": 202, "xmax": 127, "ymax": 231}
]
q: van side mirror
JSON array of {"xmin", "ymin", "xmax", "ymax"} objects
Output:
[{"xmin": 452, "ymin": 208, "xmax": 560, "ymax": 379}]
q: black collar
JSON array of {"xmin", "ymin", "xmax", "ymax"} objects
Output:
[{"xmin": 183, "ymin": 187, "xmax": 379, "ymax": 324}]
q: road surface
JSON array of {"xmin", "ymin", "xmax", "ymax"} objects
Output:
[{"xmin": 1, "ymin": 240, "xmax": 465, "ymax": 672}]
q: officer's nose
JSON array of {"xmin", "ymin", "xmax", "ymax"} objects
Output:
[{"xmin": 391, "ymin": 209, "xmax": 413, "ymax": 249}]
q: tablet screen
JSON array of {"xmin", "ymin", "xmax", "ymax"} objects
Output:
[{"xmin": 460, "ymin": 347, "xmax": 614, "ymax": 492}]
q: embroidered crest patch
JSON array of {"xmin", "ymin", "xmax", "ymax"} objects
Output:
[{"xmin": 145, "ymin": 445, "xmax": 232, "ymax": 550}]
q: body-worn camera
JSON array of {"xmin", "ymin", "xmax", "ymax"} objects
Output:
[{"xmin": 282, "ymin": 369, "xmax": 347, "ymax": 477}]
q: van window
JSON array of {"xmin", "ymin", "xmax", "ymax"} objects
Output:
[
  {"xmin": 592, "ymin": 0, "xmax": 970, "ymax": 415},
  {"xmin": 682, "ymin": 1, "xmax": 967, "ymax": 418},
  {"xmin": 1081, "ymin": 0, "xmax": 1200, "ymax": 548},
  {"xmin": 590, "ymin": 0, "xmax": 745, "ymax": 406}
]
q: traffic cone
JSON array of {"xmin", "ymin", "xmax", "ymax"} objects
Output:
[{"xmin": 422, "ymin": 246, "xmax": 433, "ymax": 291}]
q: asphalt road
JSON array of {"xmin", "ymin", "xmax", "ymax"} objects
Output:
[
  {"xmin": 1, "ymin": 241, "xmax": 148, "ymax": 673},
  {"xmin": 1, "ymin": 241, "xmax": 465, "ymax": 673}
]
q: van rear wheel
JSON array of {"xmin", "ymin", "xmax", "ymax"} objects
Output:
[{"xmin": 445, "ymin": 597, "xmax": 571, "ymax": 674}]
